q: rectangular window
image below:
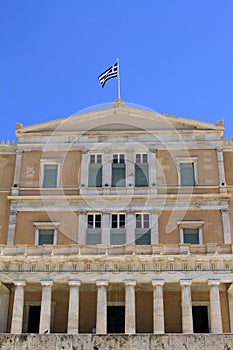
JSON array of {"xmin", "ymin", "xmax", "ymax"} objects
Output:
[
  {"xmin": 136, "ymin": 214, "xmax": 149, "ymax": 228},
  {"xmin": 111, "ymin": 214, "xmax": 125, "ymax": 228},
  {"xmin": 86, "ymin": 214, "xmax": 102, "ymax": 245},
  {"xmin": 88, "ymin": 154, "xmax": 102, "ymax": 187},
  {"xmin": 183, "ymin": 228, "xmax": 199, "ymax": 244},
  {"xmin": 112, "ymin": 154, "xmax": 126, "ymax": 187},
  {"xmin": 135, "ymin": 154, "xmax": 149, "ymax": 187},
  {"xmin": 87, "ymin": 214, "xmax": 101, "ymax": 228},
  {"xmin": 38, "ymin": 229, "xmax": 54, "ymax": 245},
  {"xmin": 180, "ymin": 162, "xmax": 195, "ymax": 186},
  {"xmin": 135, "ymin": 213, "xmax": 151, "ymax": 245},
  {"xmin": 43, "ymin": 164, "xmax": 58, "ymax": 188}
]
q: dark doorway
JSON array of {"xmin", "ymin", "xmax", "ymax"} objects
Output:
[
  {"xmin": 192, "ymin": 306, "xmax": 209, "ymax": 333},
  {"xmin": 107, "ymin": 306, "xmax": 125, "ymax": 333},
  {"xmin": 28, "ymin": 305, "xmax": 41, "ymax": 333}
]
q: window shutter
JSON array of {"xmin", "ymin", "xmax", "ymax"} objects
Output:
[
  {"xmin": 183, "ymin": 228, "xmax": 199, "ymax": 244},
  {"xmin": 135, "ymin": 229, "xmax": 151, "ymax": 245},
  {"xmin": 88, "ymin": 164, "xmax": 102, "ymax": 187},
  {"xmin": 110, "ymin": 228, "xmax": 126, "ymax": 244},
  {"xmin": 86, "ymin": 228, "xmax": 102, "ymax": 245},
  {"xmin": 180, "ymin": 163, "xmax": 195, "ymax": 186},
  {"xmin": 38, "ymin": 229, "xmax": 54, "ymax": 245},
  {"xmin": 135, "ymin": 164, "xmax": 149, "ymax": 187},
  {"xmin": 43, "ymin": 165, "xmax": 58, "ymax": 188},
  {"xmin": 112, "ymin": 164, "xmax": 126, "ymax": 187}
]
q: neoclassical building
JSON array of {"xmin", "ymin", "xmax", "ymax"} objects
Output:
[{"xmin": 1, "ymin": 99, "xmax": 233, "ymax": 339}]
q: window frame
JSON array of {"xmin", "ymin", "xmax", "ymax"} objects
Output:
[
  {"xmin": 135, "ymin": 153, "xmax": 148, "ymax": 164},
  {"xmin": 33, "ymin": 222, "xmax": 59, "ymax": 245},
  {"xmin": 87, "ymin": 213, "xmax": 102, "ymax": 229},
  {"xmin": 136, "ymin": 213, "xmax": 150, "ymax": 229},
  {"xmin": 176, "ymin": 157, "xmax": 198, "ymax": 187},
  {"xmin": 111, "ymin": 213, "xmax": 126, "ymax": 229},
  {"xmin": 90, "ymin": 154, "xmax": 102, "ymax": 164},
  {"xmin": 112, "ymin": 153, "xmax": 125, "ymax": 164},
  {"xmin": 40, "ymin": 160, "xmax": 61, "ymax": 188},
  {"xmin": 178, "ymin": 221, "xmax": 204, "ymax": 244}
]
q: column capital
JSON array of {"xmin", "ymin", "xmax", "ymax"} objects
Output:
[
  {"xmin": 41, "ymin": 280, "xmax": 53, "ymax": 287},
  {"xmin": 152, "ymin": 279, "xmax": 164, "ymax": 287},
  {"xmin": 180, "ymin": 279, "xmax": 192, "ymax": 286},
  {"xmin": 208, "ymin": 279, "xmax": 220, "ymax": 286},
  {"xmin": 96, "ymin": 280, "xmax": 108, "ymax": 287},
  {"xmin": 68, "ymin": 280, "xmax": 81, "ymax": 287},
  {"xmin": 13, "ymin": 280, "xmax": 26, "ymax": 288},
  {"xmin": 124, "ymin": 280, "xmax": 136, "ymax": 287},
  {"xmin": 228, "ymin": 283, "xmax": 233, "ymax": 293}
]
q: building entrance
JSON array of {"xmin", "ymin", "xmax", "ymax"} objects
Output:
[
  {"xmin": 192, "ymin": 306, "xmax": 209, "ymax": 333},
  {"xmin": 107, "ymin": 306, "xmax": 125, "ymax": 333},
  {"xmin": 27, "ymin": 305, "xmax": 41, "ymax": 333}
]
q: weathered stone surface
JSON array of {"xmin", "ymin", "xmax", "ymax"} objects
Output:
[
  {"xmin": 150, "ymin": 334, "xmax": 169, "ymax": 350},
  {"xmin": 0, "ymin": 334, "xmax": 233, "ymax": 350}
]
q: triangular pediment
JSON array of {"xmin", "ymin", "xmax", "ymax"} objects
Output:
[{"xmin": 15, "ymin": 99, "xmax": 224, "ymax": 137}]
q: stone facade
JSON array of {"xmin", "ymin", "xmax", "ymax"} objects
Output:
[{"xmin": 1, "ymin": 100, "xmax": 233, "ymax": 347}]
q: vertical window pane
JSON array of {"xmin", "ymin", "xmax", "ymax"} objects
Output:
[
  {"xmin": 183, "ymin": 228, "xmax": 199, "ymax": 244},
  {"xmin": 120, "ymin": 154, "xmax": 125, "ymax": 163},
  {"xmin": 90, "ymin": 155, "xmax": 95, "ymax": 164},
  {"xmin": 144, "ymin": 214, "xmax": 150, "ymax": 228},
  {"xmin": 112, "ymin": 166, "xmax": 126, "ymax": 187},
  {"xmin": 136, "ymin": 214, "xmax": 141, "ymax": 228},
  {"xmin": 142, "ymin": 154, "xmax": 148, "ymax": 163},
  {"xmin": 180, "ymin": 162, "xmax": 195, "ymax": 186},
  {"xmin": 95, "ymin": 215, "xmax": 101, "ymax": 228},
  {"xmin": 112, "ymin": 214, "xmax": 118, "ymax": 228},
  {"xmin": 136, "ymin": 154, "xmax": 141, "ymax": 164},
  {"xmin": 97, "ymin": 155, "xmax": 102, "ymax": 164},
  {"xmin": 119, "ymin": 214, "xmax": 125, "ymax": 228},
  {"xmin": 113, "ymin": 154, "xmax": 118, "ymax": 163},
  {"xmin": 88, "ymin": 215, "xmax": 94, "ymax": 228},
  {"xmin": 43, "ymin": 164, "xmax": 58, "ymax": 188},
  {"xmin": 38, "ymin": 229, "xmax": 54, "ymax": 245}
]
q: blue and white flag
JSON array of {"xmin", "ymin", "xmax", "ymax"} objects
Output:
[{"xmin": 98, "ymin": 62, "xmax": 118, "ymax": 88}]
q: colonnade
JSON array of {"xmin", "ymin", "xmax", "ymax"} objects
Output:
[{"xmin": 9, "ymin": 279, "xmax": 233, "ymax": 334}]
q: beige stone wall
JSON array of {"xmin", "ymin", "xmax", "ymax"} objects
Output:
[
  {"xmin": 52, "ymin": 289, "xmax": 69, "ymax": 333},
  {"xmin": 79, "ymin": 291, "xmax": 97, "ymax": 333},
  {"xmin": 136, "ymin": 291, "xmax": 153, "ymax": 333},
  {"xmin": 164, "ymin": 291, "xmax": 182, "ymax": 333},
  {"xmin": 19, "ymin": 150, "xmax": 81, "ymax": 189},
  {"xmin": 157, "ymin": 149, "xmax": 219, "ymax": 188},
  {"xmin": 159, "ymin": 210, "xmax": 224, "ymax": 244},
  {"xmin": 15, "ymin": 211, "xmax": 78, "ymax": 245},
  {"xmin": 0, "ymin": 153, "xmax": 16, "ymax": 244},
  {"xmin": 224, "ymin": 151, "xmax": 233, "ymax": 186}
]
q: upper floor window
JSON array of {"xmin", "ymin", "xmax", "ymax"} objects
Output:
[
  {"xmin": 43, "ymin": 164, "xmax": 58, "ymax": 188},
  {"xmin": 34, "ymin": 222, "xmax": 59, "ymax": 245},
  {"xmin": 112, "ymin": 154, "xmax": 126, "ymax": 187},
  {"xmin": 111, "ymin": 214, "xmax": 125, "ymax": 228},
  {"xmin": 135, "ymin": 213, "xmax": 151, "ymax": 245},
  {"xmin": 178, "ymin": 220, "xmax": 204, "ymax": 244},
  {"xmin": 135, "ymin": 154, "xmax": 149, "ymax": 187},
  {"xmin": 88, "ymin": 214, "xmax": 101, "ymax": 228},
  {"xmin": 88, "ymin": 154, "xmax": 102, "ymax": 187},
  {"xmin": 177, "ymin": 158, "xmax": 197, "ymax": 187}
]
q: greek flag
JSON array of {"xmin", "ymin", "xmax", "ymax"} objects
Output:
[{"xmin": 98, "ymin": 62, "xmax": 118, "ymax": 88}]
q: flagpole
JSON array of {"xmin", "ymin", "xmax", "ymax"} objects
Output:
[{"xmin": 117, "ymin": 58, "xmax": 121, "ymax": 99}]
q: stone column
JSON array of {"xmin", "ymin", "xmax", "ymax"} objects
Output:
[
  {"xmin": 126, "ymin": 212, "xmax": 136, "ymax": 244},
  {"xmin": 102, "ymin": 153, "xmax": 112, "ymax": 187},
  {"xmin": 217, "ymin": 148, "xmax": 227, "ymax": 193},
  {"xmin": 151, "ymin": 211, "xmax": 159, "ymax": 244},
  {"xmin": 221, "ymin": 209, "xmax": 231, "ymax": 244},
  {"xmin": 102, "ymin": 213, "xmax": 110, "ymax": 245},
  {"xmin": 78, "ymin": 212, "xmax": 87, "ymax": 244},
  {"xmin": 208, "ymin": 280, "xmax": 222, "ymax": 333},
  {"xmin": 12, "ymin": 149, "xmax": 23, "ymax": 196},
  {"xmin": 96, "ymin": 281, "xmax": 108, "ymax": 334},
  {"xmin": 80, "ymin": 152, "xmax": 89, "ymax": 188},
  {"xmin": 149, "ymin": 151, "xmax": 157, "ymax": 193},
  {"xmin": 228, "ymin": 283, "xmax": 233, "ymax": 332},
  {"xmin": 7, "ymin": 208, "xmax": 17, "ymax": 245},
  {"xmin": 152, "ymin": 280, "xmax": 164, "ymax": 334},
  {"xmin": 126, "ymin": 151, "xmax": 135, "ymax": 187},
  {"xmin": 125, "ymin": 280, "xmax": 136, "ymax": 334},
  {"xmin": 0, "ymin": 282, "xmax": 10, "ymax": 332},
  {"xmin": 11, "ymin": 281, "xmax": 26, "ymax": 334},
  {"xmin": 67, "ymin": 281, "xmax": 81, "ymax": 334},
  {"xmin": 180, "ymin": 280, "xmax": 193, "ymax": 333},
  {"xmin": 39, "ymin": 281, "xmax": 53, "ymax": 334}
]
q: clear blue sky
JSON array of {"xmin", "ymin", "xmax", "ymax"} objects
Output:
[{"xmin": 0, "ymin": 0, "xmax": 233, "ymax": 141}]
